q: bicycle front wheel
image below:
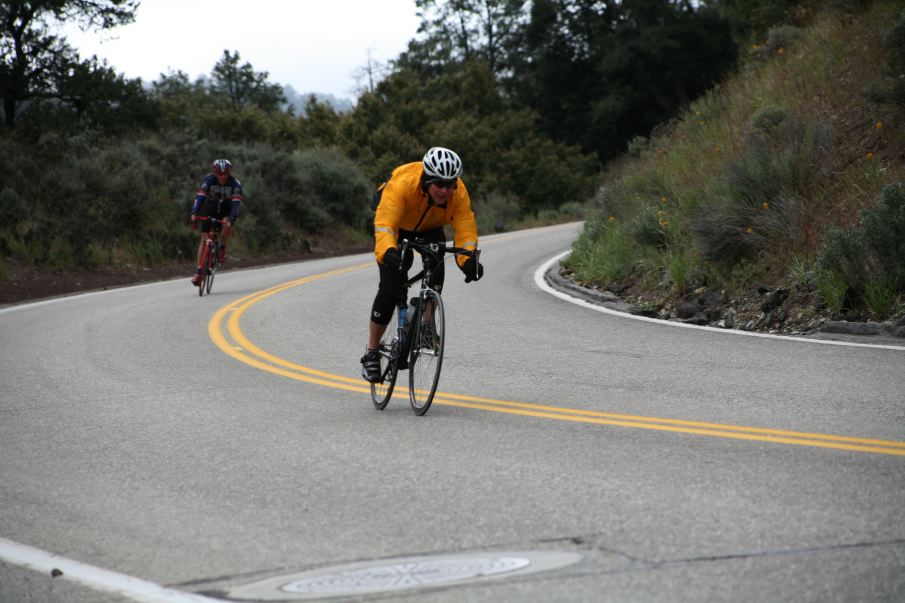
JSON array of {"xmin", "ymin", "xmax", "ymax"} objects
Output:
[
  {"xmin": 198, "ymin": 245, "xmax": 211, "ymax": 297},
  {"xmin": 370, "ymin": 308, "xmax": 400, "ymax": 410},
  {"xmin": 408, "ymin": 290, "xmax": 445, "ymax": 415},
  {"xmin": 205, "ymin": 243, "xmax": 218, "ymax": 294}
]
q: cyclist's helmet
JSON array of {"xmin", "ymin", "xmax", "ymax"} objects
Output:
[
  {"xmin": 422, "ymin": 147, "xmax": 462, "ymax": 181},
  {"xmin": 212, "ymin": 159, "xmax": 232, "ymax": 176}
]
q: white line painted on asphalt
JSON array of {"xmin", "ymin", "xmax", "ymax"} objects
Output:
[
  {"xmin": 0, "ymin": 279, "xmax": 177, "ymax": 315},
  {"xmin": 0, "ymin": 537, "xmax": 217, "ymax": 603},
  {"xmin": 535, "ymin": 251, "xmax": 905, "ymax": 351}
]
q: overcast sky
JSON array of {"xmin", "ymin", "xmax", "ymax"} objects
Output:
[{"xmin": 62, "ymin": 0, "xmax": 422, "ymax": 100}]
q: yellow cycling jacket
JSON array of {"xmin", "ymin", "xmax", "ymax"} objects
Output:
[{"xmin": 373, "ymin": 161, "xmax": 479, "ymax": 269}]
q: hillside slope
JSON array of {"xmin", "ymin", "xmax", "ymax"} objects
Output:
[{"xmin": 565, "ymin": 0, "xmax": 905, "ymax": 335}]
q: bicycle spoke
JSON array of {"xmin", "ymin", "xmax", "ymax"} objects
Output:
[
  {"xmin": 205, "ymin": 242, "xmax": 217, "ymax": 294},
  {"xmin": 198, "ymin": 245, "xmax": 209, "ymax": 296},
  {"xmin": 370, "ymin": 307, "xmax": 399, "ymax": 410},
  {"xmin": 408, "ymin": 290, "xmax": 444, "ymax": 415}
]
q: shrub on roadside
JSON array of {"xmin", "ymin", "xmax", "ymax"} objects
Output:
[
  {"xmin": 860, "ymin": 183, "xmax": 905, "ymax": 290},
  {"xmin": 866, "ymin": 8, "xmax": 905, "ymax": 107},
  {"xmin": 864, "ymin": 275, "xmax": 901, "ymax": 320},
  {"xmin": 471, "ymin": 192, "xmax": 523, "ymax": 233},
  {"xmin": 565, "ymin": 217, "xmax": 633, "ymax": 284},
  {"xmin": 815, "ymin": 183, "xmax": 905, "ymax": 316},
  {"xmin": 691, "ymin": 114, "xmax": 832, "ymax": 264},
  {"xmin": 296, "ymin": 147, "xmax": 372, "ymax": 229}
]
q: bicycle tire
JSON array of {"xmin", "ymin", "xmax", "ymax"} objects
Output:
[
  {"xmin": 205, "ymin": 242, "xmax": 218, "ymax": 294},
  {"xmin": 370, "ymin": 306, "xmax": 399, "ymax": 410},
  {"xmin": 408, "ymin": 289, "xmax": 445, "ymax": 415},
  {"xmin": 198, "ymin": 244, "xmax": 210, "ymax": 297}
]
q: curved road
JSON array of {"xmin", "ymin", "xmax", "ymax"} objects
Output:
[{"xmin": 1, "ymin": 222, "xmax": 904, "ymax": 602}]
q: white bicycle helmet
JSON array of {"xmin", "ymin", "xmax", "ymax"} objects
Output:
[{"xmin": 422, "ymin": 147, "xmax": 463, "ymax": 180}]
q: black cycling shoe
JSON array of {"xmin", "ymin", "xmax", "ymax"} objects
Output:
[{"xmin": 360, "ymin": 349, "xmax": 381, "ymax": 382}]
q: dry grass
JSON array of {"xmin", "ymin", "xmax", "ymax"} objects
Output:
[{"xmin": 570, "ymin": 1, "xmax": 905, "ymax": 329}]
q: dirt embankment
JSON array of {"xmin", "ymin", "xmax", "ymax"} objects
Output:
[{"xmin": 0, "ymin": 247, "xmax": 371, "ymax": 307}]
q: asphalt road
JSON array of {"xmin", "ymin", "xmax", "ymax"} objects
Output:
[{"xmin": 2, "ymin": 222, "xmax": 904, "ymax": 602}]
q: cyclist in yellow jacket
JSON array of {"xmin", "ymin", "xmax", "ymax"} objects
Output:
[{"xmin": 361, "ymin": 147, "xmax": 484, "ymax": 382}]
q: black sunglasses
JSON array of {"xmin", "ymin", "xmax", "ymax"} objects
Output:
[{"xmin": 430, "ymin": 179, "xmax": 457, "ymax": 190}]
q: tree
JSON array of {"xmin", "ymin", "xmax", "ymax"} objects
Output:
[
  {"xmin": 53, "ymin": 54, "xmax": 156, "ymax": 131},
  {"xmin": 340, "ymin": 57, "xmax": 596, "ymax": 213},
  {"xmin": 151, "ymin": 69, "xmax": 228, "ymax": 132},
  {"xmin": 703, "ymin": 0, "xmax": 798, "ymax": 42},
  {"xmin": 352, "ymin": 45, "xmax": 387, "ymax": 95},
  {"xmin": 511, "ymin": 0, "xmax": 737, "ymax": 161},
  {"xmin": 210, "ymin": 50, "xmax": 285, "ymax": 113},
  {"xmin": 0, "ymin": 0, "xmax": 138, "ymax": 126},
  {"xmin": 298, "ymin": 94, "xmax": 341, "ymax": 148},
  {"xmin": 413, "ymin": 0, "xmax": 527, "ymax": 76}
]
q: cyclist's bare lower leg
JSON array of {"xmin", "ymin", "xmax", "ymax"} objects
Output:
[
  {"xmin": 368, "ymin": 320, "xmax": 388, "ymax": 350},
  {"xmin": 195, "ymin": 233, "xmax": 210, "ymax": 267},
  {"xmin": 421, "ymin": 299, "xmax": 436, "ymax": 322}
]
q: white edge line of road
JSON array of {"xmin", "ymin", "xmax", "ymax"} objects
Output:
[
  {"xmin": 535, "ymin": 251, "xmax": 905, "ymax": 352},
  {"xmin": 0, "ymin": 537, "xmax": 217, "ymax": 603}
]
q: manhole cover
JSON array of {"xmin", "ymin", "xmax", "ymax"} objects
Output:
[{"xmin": 223, "ymin": 551, "xmax": 583, "ymax": 600}]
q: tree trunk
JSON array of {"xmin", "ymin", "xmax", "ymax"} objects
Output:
[{"xmin": 3, "ymin": 96, "xmax": 16, "ymax": 127}]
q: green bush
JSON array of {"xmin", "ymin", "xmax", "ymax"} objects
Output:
[
  {"xmin": 817, "ymin": 269, "xmax": 848, "ymax": 314},
  {"xmin": 626, "ymin": 135, "xmax": 649, "ymax": 158},
  {"xmin": 814, "ymin": 183, "xmax": 905, "ymax": 316},
  {"xmin": 748, "ymin": 106, "xmax": 787, "ymax": 134},
  {"xmin": 0, "ymin": 128, "xmax": 376, "ymax": 272},
  {"xmin": 665, "ymin": 250, "xmax": 700, "ymax": 296},
  {"xmin": 471, "ymin": 191, "xmax": 522, "ymax": 233},
  {"xmin": 817, "ymin": 225, "xmax": 866, "ymax": 295},
  {"xmin": 864, "ymin": 275, "xmax": 901, "ymax": 320},
  {"xmin": 861, "ymin": 183, "xmax": 905, "ymax": 290},
  {"xmin": 691, "ymin": 115, "xmax": 832, "ymax": 264},
  {"xmin": 566, "ymin": 217, "xmax": 633, "ymax": 284},
  {"xmin": 767, "ymin": 25, "xmax": 803, "ymax": 51},
  {"xmin": 296, "ymin": 147, "xmax": 372, "ymax": 229},
  {"xmin": 628, "ymin": 205, "xmax": 669, "ymax": 249},
  {"xmin": 556, "ymin": 201, "xmax": 588, "ymax": 221},
  {"xmin": 866, "ymin": 8, "xmax": 905, "ymax": 106},
  {"xmin": 885, "ymin": 8, "xmax": 905, "ymax": 73}
]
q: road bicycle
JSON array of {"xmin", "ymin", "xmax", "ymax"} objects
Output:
[
  {"xmin": 194, "ymin": 217, "xmax": 225, "ymax": 296},
  {"xmin": 370, "ymin": 238, "xmax": 480, "ymax": 415}
]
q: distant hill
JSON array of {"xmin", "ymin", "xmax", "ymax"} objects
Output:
[{"xmin": 282, "ymin": 85, "xmax": 354, "ymax": 115}]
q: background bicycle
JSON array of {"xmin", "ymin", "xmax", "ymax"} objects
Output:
[
  {"xmin": 370, "ymin": 237, "xmax": 479, "ymax": 415},
  {"xmin": 193, "ymin": 217, "xmax": 225, "ymax": 296}
]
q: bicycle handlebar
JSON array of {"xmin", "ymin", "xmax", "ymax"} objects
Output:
[
  {"xmin": 399, "ymin": 238, "xmax": 478, "ymax": 261},
  {"xmin": 398, "ymin": 237, "xmax": 481, "ymax": 283},
  {"xmin": 192, "ymin": 216, "xmax": 229, "ymax": 231}
]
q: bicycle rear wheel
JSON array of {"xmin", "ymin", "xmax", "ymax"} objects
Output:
[
  {"xmin": 370, "ymin": 307, "xmax": 399, "ymax": 410},
  {"xmin": 408, "ymin": 290, "xmax": 444, "ymax": 415}
]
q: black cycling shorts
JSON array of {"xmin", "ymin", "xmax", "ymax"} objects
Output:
[
  {"xmin": 369, "ymin": 227, "xmax": 446, "ymax": 325},
  {"xmin": 197, "ymin": 198, "xmax": 236, "ymax": 233}
]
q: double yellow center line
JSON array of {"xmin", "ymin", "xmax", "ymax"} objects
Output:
[{"xmin": 208, "ymin": 264, "xmax": 905, "ymax": 457}]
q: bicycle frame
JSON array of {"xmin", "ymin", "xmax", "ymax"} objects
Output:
[
  {"xmin": 390, "ymin": 238, "xmax": 470, "ymax": 361},
  {"xmin": 195, "ymin": 217, "xmax": 225, "ymax": 296},
  {"xmin": 370, "ymin": 236, "xmax": 479, "ymax": 414}
]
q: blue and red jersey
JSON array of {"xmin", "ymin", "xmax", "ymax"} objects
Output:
[{"xmin": 192, "ymin": 174, "xmax": 243, "ymax": 219}]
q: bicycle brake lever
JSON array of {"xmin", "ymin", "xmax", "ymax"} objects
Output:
[{"xmin": 398, "ymin": 239, "xmax": 409, "ymax": 271}]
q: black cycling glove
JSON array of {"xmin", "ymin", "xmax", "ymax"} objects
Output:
[
  {"xmin": 383, "ymin": 247, "xmax": 402, "ymax": 270},
  {"xmin": 461, "ymin": 257, "xmax": 484, "ymax": 283}
]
